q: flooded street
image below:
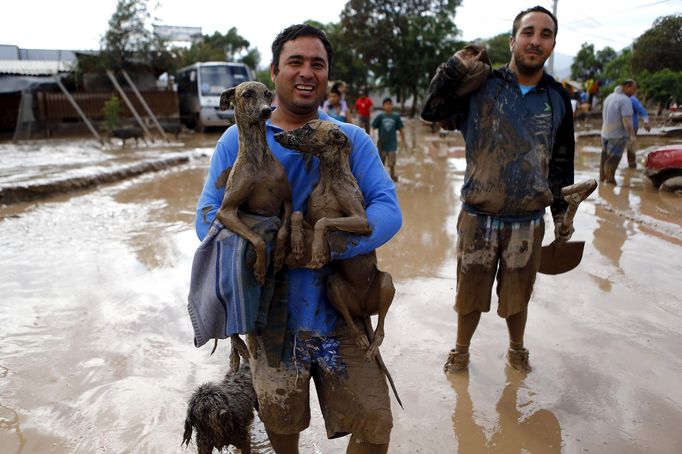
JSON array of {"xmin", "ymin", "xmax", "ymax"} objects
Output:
[{"xmin": 1, "ymin": 123, "xmax": 681, "ymax": 453}]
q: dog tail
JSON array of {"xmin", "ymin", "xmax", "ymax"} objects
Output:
[
  {"xmin": 182, "ymin": 416, "xmax": 193, "ymax": 448},
  {"xmin": 362, "ymin": 317, "xmax": 404, "ymax": 409}
]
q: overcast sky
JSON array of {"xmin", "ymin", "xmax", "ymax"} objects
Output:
[{"xmin": 1, "ymin": 0, "xmax": 679, "ymax": 68}]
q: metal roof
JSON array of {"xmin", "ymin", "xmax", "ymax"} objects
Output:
[{"xmin": 0, "ymin": 60, "xmax": 73, "ymax": 76}]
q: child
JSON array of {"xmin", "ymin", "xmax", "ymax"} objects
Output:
[{"xmin": 371, "ymin": 97, "xmax": 406, "ymax": 181}]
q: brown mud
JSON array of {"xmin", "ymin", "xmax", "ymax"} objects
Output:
[{"xmin": 1, "ymin": 120, "xmax": 681, "ymax": 453}]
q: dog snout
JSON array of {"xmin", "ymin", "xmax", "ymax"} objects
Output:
[{"xmin": 260, "ymin": 106, "xmax": 272, "ymax": 119}]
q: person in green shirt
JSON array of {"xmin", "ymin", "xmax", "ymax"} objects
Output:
[{"xmin": 372, "ymin": 97, "xmax": 406, "ymax": 181}]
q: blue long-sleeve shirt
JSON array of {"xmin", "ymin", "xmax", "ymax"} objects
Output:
[
  {"xmin": 630, "ymin": 96, "xmax": 649, "ymax": 133},
  {"xmin": 195, "ymin": 111, "xmax": 402, "ymax": 336}
]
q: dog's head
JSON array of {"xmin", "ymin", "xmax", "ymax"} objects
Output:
[
  {"xmin": 274, "ymin": 120, "xmax": 350, "ymax": 160},
  {"xmin": 220, "ymin": 81, "xmax": 273, "ymax": 124}
]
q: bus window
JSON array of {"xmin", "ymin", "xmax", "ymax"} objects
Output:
[{"xmin": 200, "ymin": 66, "xmax": 235, "ymax": 96}]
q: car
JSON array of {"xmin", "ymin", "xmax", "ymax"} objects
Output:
[{"xmin": 643, "ymin": 147, "xmax": 682, "ymax": 188}]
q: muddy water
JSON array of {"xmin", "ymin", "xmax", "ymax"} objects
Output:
[{"xmin": 1, "ymin": 125, "xmax": 681, "ymax": 453}]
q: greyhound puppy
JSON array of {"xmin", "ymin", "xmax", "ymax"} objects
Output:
[
  {"xmin": 217, "ymin": 81, "xmax": 293, "ymax": 368},
  {"xmin": 274, "ymin": 120, "xmax": 402, "ymax": 406},
  {"xmin": 182, "ymin": 363, "xmax": 258, "ymax": 454}
]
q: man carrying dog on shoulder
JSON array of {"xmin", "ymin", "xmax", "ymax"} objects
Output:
[
  {"xmin": 195, "ymin": 24, "xmax": 401, "ymax": 454},
  {"xmin": 421, "ymin": 6, "xmax": 574, "ymax": 373}
]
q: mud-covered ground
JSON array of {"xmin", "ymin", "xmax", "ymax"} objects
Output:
[{"xmin": 0, "ymin": 121, "xmax": 681, "ymax": 453}]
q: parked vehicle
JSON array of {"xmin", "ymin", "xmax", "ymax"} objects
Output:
[
  {"xmin": 643, "ymin": 147, "xmax": 682, "ymax": 187},
  {"xmin": 175, "ymin": 62, "xmax": 252, "ymax": 131}
]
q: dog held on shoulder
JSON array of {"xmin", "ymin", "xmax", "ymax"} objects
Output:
[{"xmin": 422, "ymin": 44, "xmax": 492, "ymax": 131}]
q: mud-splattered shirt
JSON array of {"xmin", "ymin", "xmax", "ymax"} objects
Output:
[
  {"xmin": 195, "ymin": 111, "xmax": 402, "ymax": 336},
  {"xmin": 422, "ymin": 57, "xmax": 575, "ymax": 220}
]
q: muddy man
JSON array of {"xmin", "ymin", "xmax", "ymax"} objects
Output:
[
  {"xmin": 195, "ymin": 24, "xmax": 401, "ymax": 454},
  {"xmin": 422, "ymin": 6, "xmax": 575, "ymax": 372}
]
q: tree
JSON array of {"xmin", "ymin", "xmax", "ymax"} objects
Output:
[
  {"xmin": 177, "ymin": 27, "xmax": 260, "ymax": 70},
  {"xmin": 485, "ymin": 33, "xmax": 511, "ymax": 67},
  {"xmin": 339, "ymin": 0, "xmax": 462, "ymax": 116},
  {"xmin": 101, "ymin": 0, "xmax": 155, "ymax": 69},
  {"xmin": 602, "ymin": 48, "xmax": 633, "ymax": 86},
  {"xmin": 631, "ymin": 14, "xmax": 682, "ymax": 73},
  {"xmin": 570, "ymin": 43, "xmax": 616, "ymax": 81},
  {"xmin": 638, "ymin": 69, "xmax": 682, "ymax": 108}
]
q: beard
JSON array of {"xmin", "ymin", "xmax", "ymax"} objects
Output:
[{"xmin": 514, "ymin": 51, "xmax": 549, "ymax": 76}]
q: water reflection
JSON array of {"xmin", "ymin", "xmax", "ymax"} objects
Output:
[
  {"xmin": 593, "ymin": 173, "xmax": 633, "ymax": 272},
  {"xmin": 448, "ymin": 368, "xmax": 561, "ymax": 453}
]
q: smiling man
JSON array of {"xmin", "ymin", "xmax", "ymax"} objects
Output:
[
  {"xmin": 422, "ymin": 6, "xmax": 575, "ymax": 374},
  {"xmin": 195, "ymin": 24, "xmax": 401, "ymax": 454}
]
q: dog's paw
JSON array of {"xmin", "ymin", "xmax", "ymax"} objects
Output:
[
  {"xmin": 365, "ymin": 335, "xmax": 384, "ymax": 360},
  {"xmin": 230, "ymin": 348, "xmax": 241, "ymax": 371},
  {"xmin": 355, "ymin": 334, "xmax": 370, "ymax": 352},
  {"xmin": 253, "ymin": 258, "xmax": 266, "ymax": 285}
]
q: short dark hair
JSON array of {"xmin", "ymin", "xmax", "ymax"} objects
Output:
[
  {"xmin": 511, "ymin": 6, "xmax": 558, "ymax": 39},
  {"xmin": 271, "ymin": 24, "xmax": 334, "ymax": 77},
  {"xmin": 382, "ymin": 97, "xmax": 393, "ymax": 104}
]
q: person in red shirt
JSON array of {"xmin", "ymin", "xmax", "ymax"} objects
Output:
[{"xmin": 355, "ymin": 90, "xmax": 374, "ymax": 133}]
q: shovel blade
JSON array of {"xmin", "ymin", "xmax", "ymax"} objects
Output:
[{"xmin": 538, "ymin": 241, "xmax": 585, "ymax": 275}]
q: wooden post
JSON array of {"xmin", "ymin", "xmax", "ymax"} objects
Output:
[
  {"xmin": 106, "ymin": 70, "xmax": 153, "ymax": 143},
  {"xmin": 54, "ymin": 77, "xmax": 103, "ymax": 144},
  {"xmin": 121, "ymin": 70, "xmax": 170, "ymax": 142}
]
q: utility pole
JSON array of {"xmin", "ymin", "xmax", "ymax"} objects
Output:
[{"xmin": 547, "ymin": 0, "xmax": 558, "ymax": 76}]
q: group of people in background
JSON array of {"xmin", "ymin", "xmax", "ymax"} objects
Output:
[{"xmin": 321, "ymin": 81, "xmax": 406, "ymax": 181}]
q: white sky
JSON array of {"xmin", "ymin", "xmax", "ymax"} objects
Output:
[{"xmin": 1, "ymin": 0, "xmax": 679, "ymax": 68}]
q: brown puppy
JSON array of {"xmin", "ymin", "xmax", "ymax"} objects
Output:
[
  {"xmin": 274, "ymin": 120, "xmax": 402, "ymax": 406},
  {"xmin": 217, "ymin": 81, "xmax": 293, "ymax": 367}
]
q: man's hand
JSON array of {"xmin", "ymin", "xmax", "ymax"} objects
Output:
[
  {"xmin": 643, "ymin": 121, "xmax": 651, "ymax": 132},
  {"xmin": 453, "ymin": 45, "xmax": 490, "ymax": 70},
  {"xmin": 553, "ymin": 214, "xmax": 574, "ymax": 244}
]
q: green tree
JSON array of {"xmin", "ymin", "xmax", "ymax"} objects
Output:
[
  {"xmin": 631, "ymin": 14, "xmax": 682, "ymax": 74},
  {"xmin": 638, "ymin": 69, "xmax": 682, "ymax": 108},
  {"xmin": 101, "ymin": 0, "xmax": 155, "ymax": 69},
  {"xmin": 485, "ymin": 33, "xmax": 511, "ymax": 67},
  {"xmin": 570, "ymin": 43, "xmax": 616, "ymax": 81},
  {"xmin": 177, "ymin": 27, "xmax": 260, "ymax": 70},
  {"xmin": 339, "ymin": 0, "xmax": 462, "ymax": 116},
  {"xmin": 602, "ymin": 48, "xmax": 633, "ymax": 85}
]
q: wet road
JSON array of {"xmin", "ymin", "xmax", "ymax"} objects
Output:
[{"xmin": 1, "ymin": 125, "xmax": 681, "ymax": 453}]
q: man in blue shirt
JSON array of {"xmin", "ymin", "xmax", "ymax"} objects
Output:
[
  {"xmin": 195, "ymin": 24, "xmax": 401, "ymax": 454},
  {"xmin": 627, "ymin": 91, "xmax": 651, "ymax": 168}
]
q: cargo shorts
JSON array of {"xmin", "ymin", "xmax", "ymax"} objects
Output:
[
  {"xmin": 246, "ymin": 320, "xmax": 393, "ymax": 444},
  {"xmin": 455, "ymin": 210, "xmax": 544, "ymax": 318}
]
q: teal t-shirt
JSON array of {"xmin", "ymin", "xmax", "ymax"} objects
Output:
[{"xmin": 371, "ymin": 112, "xmax": 403, "ymax": 152}]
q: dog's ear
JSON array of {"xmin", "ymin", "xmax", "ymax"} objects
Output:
[{"xmin": 220, "ymin": 87, "xmax": 236, "ymax": 111}]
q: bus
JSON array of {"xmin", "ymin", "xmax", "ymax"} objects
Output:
[{"xmin": 175, "ymin": 62, "xmax": 253, "ymax": 131}]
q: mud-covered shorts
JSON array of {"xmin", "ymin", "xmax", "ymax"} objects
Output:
[
  {"xmin": 247, "ymin": 320, "xmax": 393, "ymax": 444},
  {"xmin": 455, "ymin": 210, "xmax": 544, "ymax": 318}
]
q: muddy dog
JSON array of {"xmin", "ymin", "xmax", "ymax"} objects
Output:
[
  {"xmin": 182, "ymin": 363, "xmax": 258, "ymax": 454},
  {"xmin": 274, "ymin": 120, "xmax": 402, "ymax": 407},
  {"xmin": 217, "ymin": 81, "xmax": 293, "ymax": 368}
]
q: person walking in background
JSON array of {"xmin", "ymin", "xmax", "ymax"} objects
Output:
[
  {"xmin": 600, "ymin": 80, "xmax": 637, "ymax": 184},
  {"xmin": 421, "ymin": 5, "xmax": 574, "ymax": 373},
  {"xmin": 627, "ymin": 89, "xmax": 651, "ymax": 168},
  {"xmin": 355, "ymin": 89, "xmax": 374, "ymax": 133},
  {"xmin": 372, "ymin": 97, "xmax": 406, "ymax": 182}
]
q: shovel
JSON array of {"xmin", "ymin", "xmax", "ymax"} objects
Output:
[{"xmin": 539, "ymin": 179, "xmax": 598, "ymax": 275}]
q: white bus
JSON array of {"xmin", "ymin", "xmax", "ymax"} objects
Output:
[{"xmin": 175, "ymin": 61, "xmax": 253, "ymax": 131}]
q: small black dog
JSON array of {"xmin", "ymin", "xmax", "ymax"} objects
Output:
[{"xmin": 182, "ymin": 363, "xmax": 259, "ymax": 454}]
